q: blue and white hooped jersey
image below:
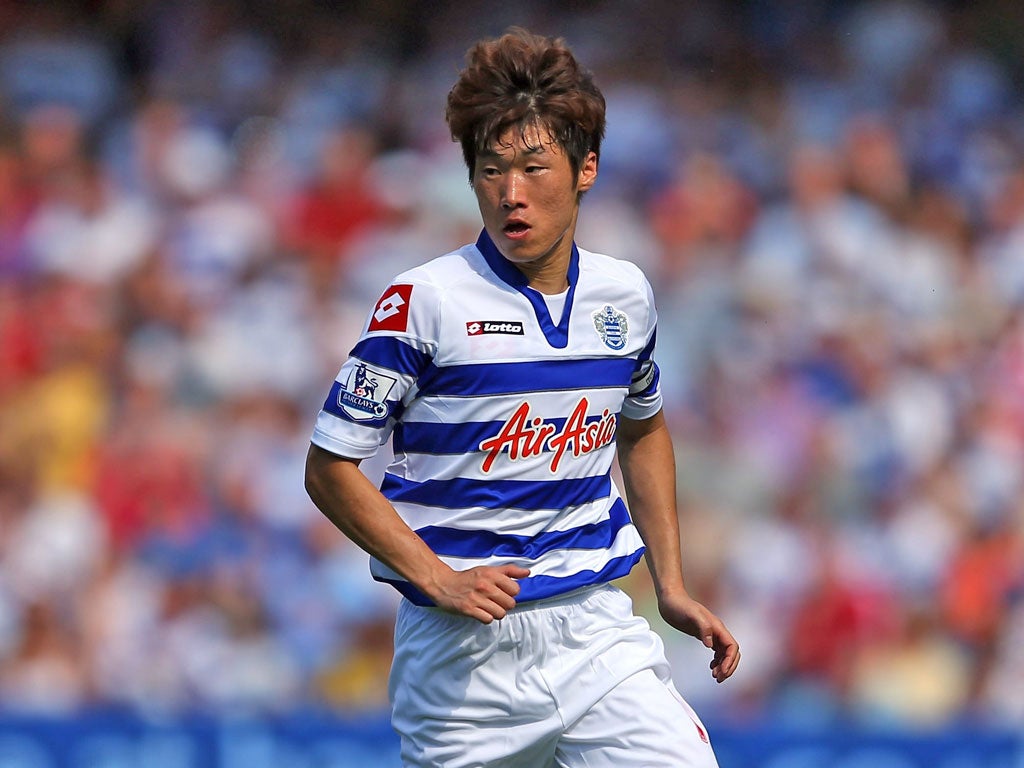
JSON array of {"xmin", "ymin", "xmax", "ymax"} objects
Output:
[{"xmin": 311, "ymin": 230, "xmax": 663, "ymax": 606}]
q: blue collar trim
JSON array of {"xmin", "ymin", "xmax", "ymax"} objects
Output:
[{"xmin": 475, "ymin": 229, "xmax": 577, "ymax": 349}]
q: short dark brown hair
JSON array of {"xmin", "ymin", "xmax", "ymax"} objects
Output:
[{"xmin": 445, "ymin": 27, "xmax": 606, "ymax": 182}]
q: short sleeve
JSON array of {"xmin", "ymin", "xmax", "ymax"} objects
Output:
[
  {"xmin": 620, "ymin": 274, "xmax": 662, "ymax": 421},
  {"xmin": 311, "ymin": 280, "xmax": 438, "ymax": 459}
]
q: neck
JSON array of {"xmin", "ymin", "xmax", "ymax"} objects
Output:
[
  {"xmin": 514, "ymin": 209, "xmax": 579, "ymax": 293},
  {"xmin": 476, "ymin": 227, "xmax": 580, "ymax": 296},
  {"xmin": 515, "ymin": 236, "xmax": 571, "ymax": 294}
]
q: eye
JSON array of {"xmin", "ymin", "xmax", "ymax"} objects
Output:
[
  {"xmin": 480, "ymin": 166, "xmax": 501, "ymax": 178},
  {"xmin": 525, "ymin": 165, "xmax": 545, "ymax": 174}
]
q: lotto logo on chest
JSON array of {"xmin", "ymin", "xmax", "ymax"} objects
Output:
[{"xmin": 466, "ymin": 320, "xmax": 524, "ymax": 336}]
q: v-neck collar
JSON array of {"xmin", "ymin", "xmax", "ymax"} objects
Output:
[{"xmin": 475, "ymin": 229, "xmax": 578, "ymax": 349}]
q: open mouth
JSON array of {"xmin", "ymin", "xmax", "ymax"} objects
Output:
[{"xmin": 503, "ymin": 221, "xmax": 530, "ymax": 236}]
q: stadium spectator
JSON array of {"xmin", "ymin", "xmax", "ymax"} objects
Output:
[{"xmin": 1, "ymin": 0, "xmax": 1023, "ymax": 732}]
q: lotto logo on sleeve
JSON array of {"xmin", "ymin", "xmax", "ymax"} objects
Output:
[{"xmin": 368, "ymin": 284, "xmax": 413, "ymax": 332}]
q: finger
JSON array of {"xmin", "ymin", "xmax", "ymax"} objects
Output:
[
  {"xmin": 711, "ymin": 644, "xmax": 740, "ymax": 682},
  {"xmin": 482, "ymin": 598, "xmax": 510, "ymax": 621},
  {"xmin": 459, "ymin": 595, "xmax": 508, "ymax": 624},
  {"xmin": 725, "ymin": 646, "xmax": 741, "ymax": 676},
  {"xmin": 711, "ymin": 638, "xmax": 736, "ymax": 664},
  {"xmin": 714, "ymin": 663, "xmax": 736, "ymax": 682},
  {"xmin": 497, "ymin": 574, "xmax": 523, "ymax": 598},
  {"xmin": 468, "ymin": 606, "xmax": 496, "ymax": 624},
  {"xmin": 500, "ymin": 564, "xmax": 531, "ymax": 579},
  {"xmin": 489, "ymin": 587, "xmax": 518, "ymax": 611},
  {"xmin": 711, "ymin": 658, "xmax": 727, "ymax": 683}
]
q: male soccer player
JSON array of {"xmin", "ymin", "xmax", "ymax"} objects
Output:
[{"xmin": 305, "ymin": 27, "xmax": 740, "ymax": 768}]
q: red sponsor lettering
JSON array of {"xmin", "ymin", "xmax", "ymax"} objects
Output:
[
  {"xmin": 693, "ymin": 719, "xmax": 709, "ymax": 744},
  {"xmin": 479, "ymin": 397, "xmax": 616, "ymax": 473},
  {"xmin": 368, "ymin": 284, "xmax": 413, "ymax": 332},
  {"xmin": 479, "ymin": 402, "xmax": 557, "ymax": 472}
]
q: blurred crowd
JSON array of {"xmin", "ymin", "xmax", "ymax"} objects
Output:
[{"xmin": 1, "ymin": 0, "xmax": 1023, "ymax": 729}]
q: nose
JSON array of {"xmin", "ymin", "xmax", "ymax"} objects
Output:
[{"xmin": 500, "ymin": 171, "xmax": 525, "ymax": 209}]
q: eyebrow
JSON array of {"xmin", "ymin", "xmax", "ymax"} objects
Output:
[{"xmin": 478, "ymin": 144, "xmax": 549, "ymax": 160}]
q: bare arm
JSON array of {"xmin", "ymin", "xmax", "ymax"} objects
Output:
[
  {"xmin": 616, "ymin": 410, "xmax": 740, "ymax": 683},
  {"xmin": 304, "ymin": 443, "xmax": 528, "ymax": 623}
]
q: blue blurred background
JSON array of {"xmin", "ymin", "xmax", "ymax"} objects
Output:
[{"xmin": 1, "ymin": 1, "xmax": 1023, "ymax": 766}]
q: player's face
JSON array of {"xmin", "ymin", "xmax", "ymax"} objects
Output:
[{"xmin": 473, "ymin": 123, "xmax": 597, "ymax": 271}]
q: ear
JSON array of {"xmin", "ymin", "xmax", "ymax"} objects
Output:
[{"xmin": 577, "ymin": 151, "xmax": 598, "ymax": 193}]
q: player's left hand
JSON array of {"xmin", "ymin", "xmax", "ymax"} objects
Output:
[{"xmin": 657, "ymin": 592, "xmax": 740, "ymax": 684}]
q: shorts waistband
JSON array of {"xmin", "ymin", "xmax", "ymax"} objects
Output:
[
  {"xmin": 507, "ymin": 582, "xmax": 612, "ymax": 613},
  {"xmin": 405, "ymin": 582, "xmax": 614, "ymax": 616}
]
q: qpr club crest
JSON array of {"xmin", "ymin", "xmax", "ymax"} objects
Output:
[
  {"xmin": 592, "ymin": 305, "xmax": 628, "ymax": 350},
  {"xmin": 338, "ymin": 362, "xmax": 397, "ymax": 421}
]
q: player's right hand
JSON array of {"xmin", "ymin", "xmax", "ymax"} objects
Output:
[{"xmin": 430, "ymin": 564, "xmax": 531, "ymax": 624}]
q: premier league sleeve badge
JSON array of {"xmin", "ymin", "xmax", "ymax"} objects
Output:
[{"xmin": 338, "ymin": 362, "xmax": 398, "ymax": 421}]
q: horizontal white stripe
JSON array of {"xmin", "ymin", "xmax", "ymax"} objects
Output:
[
  {"xmin": 400, "ymin": 442, "xmax": 617, "ymax": 483},
  {"xmin": 362, "ymin": 330, "xmax": 435, "ymax": 356},
  {"xmin": 402, "ymin": 388, "xmax": 627, "ymax": 423},
  {"xmin": 392, "ymin": 486, "xmax": 624, "ymax": 538},
  {"xmin": 438, "ymin": 521, "xmax": 644, "ymax": 575}
]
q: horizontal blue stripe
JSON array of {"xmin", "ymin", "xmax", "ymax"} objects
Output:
[
  {"xmin": 416, "ymin": 498, "xmax": 630, "ymax": 558},
  {"xmin": 379, "ymin": 547, "xmax": 645, "ymax": 607},
  {"xmin": 380, "ymin": 473, "xmax": 611, "ymax": 511},
  {"xmin": 516, "ymin": 549, "xmax": 645, "ymax": 602},
  {"xmin": 321, "ymin": 380, "xmax": 404, "ymax": 426},
  {"xmin": 416, "ymin": 357, "xmax": 635, "ymax": 397},
  {"xmin": 350, "ymin": 336, "xmax": 432, "ymax": 377},
  {"xmin": 393, "ymin": 420, "xmax": 495, "ymax": 455},
  {"xmin": 393, "ymin": 414, "xmax": 613, "ymax": 456},
  {"xmin": 637, "ymin": 329, "xmax": 656, "ymax": 363},
  {"xmin": 381, "ymin": 578, "xmax": 435, "ymax": 606}
]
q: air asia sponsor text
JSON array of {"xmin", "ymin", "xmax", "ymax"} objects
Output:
[{"xmin": 479, "ymin": 397, "xmax": 616, "ymax": 473}]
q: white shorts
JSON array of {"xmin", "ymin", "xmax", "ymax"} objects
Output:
[{"xmin": 389, "ymin": 583, "xmax": 719, "ymax": 768}]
